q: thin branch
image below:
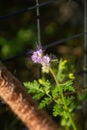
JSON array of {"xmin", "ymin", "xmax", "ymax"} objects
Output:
[{"xmin": 0, "ymin": 62, "xmax": 58, "ymax": 130}]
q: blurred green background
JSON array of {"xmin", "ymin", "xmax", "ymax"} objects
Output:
[{"xmin": 0, "ymin": 0, "xmax": 84, "ymax": 130}]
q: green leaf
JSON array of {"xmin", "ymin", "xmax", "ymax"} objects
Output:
[
  {"xmin": 39, "ymin": 79, "xmax": 51, "ymax": 95},
  {"xmin": 65, "ymin": 96, "xmax": 74, "ymax": 106},
  {"xmin": 24, "ymin": 80, "xmax": 44, "ymax": 93},
  {"xmin": 53, "ymin": 104, "xmax": 64, "ymax": 117},
  {"xmin": 24, "ymin": 80, "xmax": 45, "ymax": 100},
  {"xmin": 61, "ymin": 80, "xmax": 75, "ymax": 92},
  {"xmin": 39, "ymin": 97, "xmax": 52, "ymax": 109},
  {"xmin": 33, "ymin": 93, "xmax": 44, "ymax": 100},
  {"xmin": 51, "ymin": 86, "xmax": 60, "ymax": 98}
]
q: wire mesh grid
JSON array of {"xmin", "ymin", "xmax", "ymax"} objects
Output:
[{"xmin": 0, "ymin": 0, "xmax": 87, "ymax": 130}]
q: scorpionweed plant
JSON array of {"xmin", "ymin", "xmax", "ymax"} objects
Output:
[{"xmin": 24, "ymin": 48, "xmax": 78, "ymax": 130}]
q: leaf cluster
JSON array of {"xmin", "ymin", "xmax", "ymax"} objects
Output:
[
  {"xmin": 24, "ymin": 79, "xmax": 54, "ymax": 109},
  {"xmin": 24, "ymin": 79, "xmax": 76, "ymax": 116},
  {"xmin": 24, "ymin": 59, "xmax": 77, "ymax": 128}
]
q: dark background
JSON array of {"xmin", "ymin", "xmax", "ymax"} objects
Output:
[{"xmin": 0, "ymin": 0, "xmax": 84, "ymax": 130}]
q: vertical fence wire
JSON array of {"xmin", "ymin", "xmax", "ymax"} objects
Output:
[
  {"xmin": 84, "ymin": 0, "xmax": 87, "ymax": 87},
  {"xmin": 0, "ymin": 1, "xmax": 87, "ymax": 129},
  {"xmin": 36, "ymin": 0, "xmax": 42, "ymax": 78},
  {"xmin": 83, "ymin": 0, "xmax": 87, "ymax": 130},
  {"xmin": 36, "ymin": 0, "xmax": 41, "ymax": 46}
]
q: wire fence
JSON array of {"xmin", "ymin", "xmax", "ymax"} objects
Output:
[
  {"xmin": 0, "ymin": 0, "xmax": 87, "ymax": 76},
  {"xmin": 0, "ymin": 0, "xmax": 57, "ymax": 19},
  {"xmin": 1, "ymin": 32, "xmax": 85, "ymax": 61},
  {"xmin": 0, "ymin": 1, "xmax": 87, "ymax": 129}
]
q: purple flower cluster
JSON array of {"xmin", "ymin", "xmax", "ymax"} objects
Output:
[
  {"xmin": 31, "ymin": 49, "xmax": 43, "ymax": 63},
  {"xmin": 31, "ymin": 49, "xmax": 50, "ymax": 73}
]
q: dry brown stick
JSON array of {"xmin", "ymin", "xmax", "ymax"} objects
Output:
[{"xmin": 0, "ymin": 62, "xmax": 58, "ymax": 130}]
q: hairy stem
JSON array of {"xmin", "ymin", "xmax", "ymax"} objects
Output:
[{"xmin": 49, "ymin": 67, "xmax": 77, "ymax": 130}]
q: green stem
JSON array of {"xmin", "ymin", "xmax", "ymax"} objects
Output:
[
  {"xmin": 49, "ymin": 68, "xmax": 59, "ymax": 85},
  {"xmin": 68, "ymin": 113, "xmax": 77, "ymax": 130},
  {"xmin": 49, "ymin": 67, "xmax": 77, "ymax": 130},
  {"xmin": 65, "ymin": 125, "xmax": 69, "ymax": 130}
]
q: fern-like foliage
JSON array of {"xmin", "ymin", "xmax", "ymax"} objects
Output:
[
  {"xmin": 24, "ymin": 59, "xmax": 78, "ymax": 130},
  {"xmin": 53, "ymin": 104, "xmax": 64, "ymax": 117},
  {"xmin": 38, "ymin": 79, "xmax": 51, "ymax": 95},
  {"xmin": 24, "ymin": 80, "xmax": 45, "ymax": 100},
  {"xmin": 39, "ymin": 97, "xmax": 52, "ymax": 109},
  {"xmin": 60, "ymin": 80, "xmax": 75, "ymax": 92}
]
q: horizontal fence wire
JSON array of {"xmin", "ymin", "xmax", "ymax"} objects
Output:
[
  {"xmin": 0, "ymin": 0, "xmax": 58, "ymax": 19},
  {"xmin": 43, "ymin": 32, "xmax": 85, "ymax": 50},
  {"xmin": 1, "ymin": 31, "xmax": 86, "ymax": 62},
  {"xmin": 1, "ymin": 32, "xmax": 87, "ymax": 76},
  {"xmin": 0, "ymin": 0, "xmax": 86, "ymax": 76}
]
